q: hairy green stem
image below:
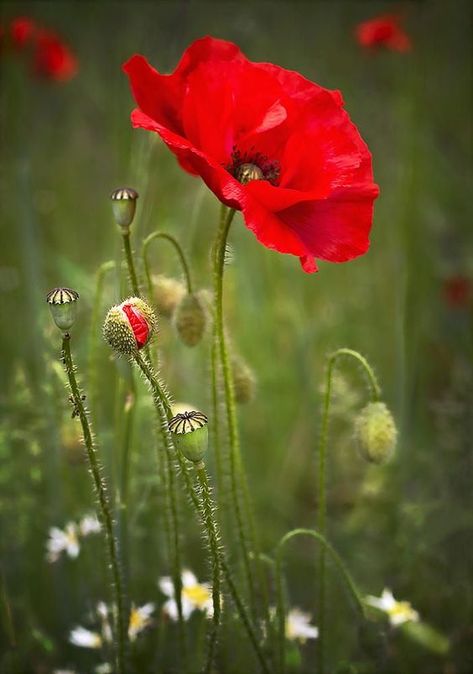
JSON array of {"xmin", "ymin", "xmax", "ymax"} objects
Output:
[
  {"xmin": 196, "ymin": 464, "xmax": 222, "ymax": 674},
  {"xmin": 275, "ymin": 528, "xmax": 365, "ymax": 674},
  {"xmin": 317, "ymin": 348, "xmax": 380, "ymax": 673},
  {"xmin": 132, "ymin": 351, "xmax": 186, "ymax": 663},
  {"xmin": 122, "ymin": 230, "xmax": 140, "ymax": 297},
  {"xmin": 62, "ymin": 333, "xmax": 127, "ymax": 674},
  {"xmin": 212, "ymin": 206, "xmax": 258, "ymax": 614},
  {"xmin": 134, "ymin": 351, "xmax": 271, "ymax": 673},
  {"xmin": 143, "ymin": 231, "xmax": 193, "ymax": 295}
]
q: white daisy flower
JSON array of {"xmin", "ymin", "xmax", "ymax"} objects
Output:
[
  {"xmin": 128, "ymin": 602, "xmax": 155, "ymax": 640},
  {"xmin": 79, "ymin": 514, "xmax": 101, "ymax": 537},
  {"xmin": 159, "ymin": 569, "xmax": 213, "ymax": 620},
  {"xmin": 286, "ymin": 609, "xmax": 319, "ymax": 643},
  {"xmin": 47, "ymin": 523, "xmax": 80, "ymax": 563},
  {"xmin": 365, "ymin": 588, "xmax": 420, "ymax": 626},
  {"xmin": 69, "ymin": 626, "xmax": 102, "ymax": 649}
]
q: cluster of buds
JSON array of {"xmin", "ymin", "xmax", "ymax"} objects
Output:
[
  {"xmin": 103, "ymin": 298, "xmax": 156, "ymax": 355},
  {"xmin": 354, "ymin": 401, "xmax": 397, "ymax": 464}
]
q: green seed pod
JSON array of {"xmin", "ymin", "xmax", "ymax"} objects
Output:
[
  {"xmin": 232, "ymin": 355, "xmax": 256, "ymax": 404},
  {"xmin": 110, "ymin": 187, "xmax": 139, "ymax": 229},
  {"xmin": 152, "ymin": 274, "xmax": 186, "ymax": 318},
  {"xmin": 46, "ymin": 287, "xmax": 79, "ymax": 331},
  {"xmin": 168, "ymin": 410, "xmax": 208, "ymax": 464},
  {"xmin": 174, "ymin": 293, "xmax": 206, "ymax": 346},
  {"xmin": 103, "ymin": 297, "xmax": 156, "ymax": 355},
  {"xmin": 354, "ymin": 402, "xmax": 397, "ymax": 464}
]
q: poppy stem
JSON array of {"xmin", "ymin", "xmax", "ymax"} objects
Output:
[
  {"xmin": 132, "ymin": 351, "xmax": 187, "ymax": 665},
  {"xmin": 317, "ymin": 349, "xmax": 380, "ymax": 673},
  {"xmin": 61, "ymin": 332, "xmax": 128, "ymax": 674},
  {"xmin": 275, "ymin": 528, "xmax": 365, "ymax": 674},
  {"xmin": 133, "ymin": 349, "xmax": 271, "ymax": 673},
  {"xmin": 143, "ymin": 231, "xmax": 193, "ymax": 295},
  {"xmin": 122, "ymin": 229, "xmax": 140, "ymax": 297}
]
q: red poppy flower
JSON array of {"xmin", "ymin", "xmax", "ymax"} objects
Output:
[
  {"xmin": 355, "ymin": 14, "xmax": 411, "ymax": 52},
  {"xmin": 124, "ymin": 37, "xmax": 379, "ymax": 273},
  {"xmin": 443, "ymin": 275, "xmax": 472, "ymax": 309},
  {"xmin": 10, "ymin": 17, "xmax": 36, "ymax": 50},
  {"xmin": 33, "ymin": 29, "xmax": 78, "ymax": 82}
]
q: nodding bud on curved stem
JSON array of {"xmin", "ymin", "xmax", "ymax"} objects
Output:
[
  {"xmin": 103, "ymin": 297, "xmax": 156, "ymax": 354},
  {"xmin": 46, "ymin": 287, "xmax": 79, "ymax": 331},
  {"xmin": 354, "ymin": 401, "xmax": 397, "ymax": 464},
  {"xmin": 168, "ymin": 410, "xmax": 208, "ymax": 464},
  {"xmin": 174, "ymin": 293, "xmax": 207, "ymax": 346},
  {"xmin": 110, "ymin": 187, "xmax": 139, "ymax": 230}
]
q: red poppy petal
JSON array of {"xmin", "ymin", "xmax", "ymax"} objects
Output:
[{"xmin": 122, "ymin": 303, "xmax": 149, "ymax": 348}]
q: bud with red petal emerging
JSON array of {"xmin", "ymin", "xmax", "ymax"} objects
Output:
[{"xmin": 103, "ymin": 297, "xmax": 156, "ymax": 354}]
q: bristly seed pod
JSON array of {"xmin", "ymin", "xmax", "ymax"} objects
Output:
[
  {"xmin": 110, "ymin": 187, "xmax": 139, "ymax": 229},
  {"xmin": 152, "ymin": 274, "xmax": 186, "ymax": 318},
  {"xmin": 174, "ymin": 293, "xmax": 206, "ymax": 346},
  {"xmin": 103, "ymin": 297, "xmax": 156, "ymax": 354},
  {"xmin": 232, "ymin": 355, "xmax": 256, "ymax": 404},
  {"xmin": 354, "ymin": 401, "xmax": 397, "ymax": 464},
  {"xmin": 168, "ymin": 410, "xmax": 208, "ymax": 464},
  {"xmin": 46, "ymin": 287, "xmax": 79, "ymax": 331}
]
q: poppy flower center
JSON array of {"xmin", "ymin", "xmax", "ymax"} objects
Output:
[{"xmin": 227, "ymin": 147, "xmax": 280, "ymax": 186}]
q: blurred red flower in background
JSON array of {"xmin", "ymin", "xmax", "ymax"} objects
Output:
[
  {"xmin": 2, "ymin": 16, "xmax": 77, "ymax": 83},
  {"xmin": 443, "ymin": 276, "xmax": 472, "ymax": 309},
  {"xmin": 10, "ymin": 16, "xmax": 36, "ymax": 50},
  {"xmin": 124, "ymin": 37, "xmax": 378, "ymax": 273},
  {"xmin": 355, "ymin": 14, "xmax": 411, "ymax": 52},
  {"xmin": 33, "ymin": 29, "xmax": 78, "ymax": 82}
]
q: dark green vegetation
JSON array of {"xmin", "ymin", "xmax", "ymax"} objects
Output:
[{"xmin": 0, "ymin": 2, "xmax": 472, "ymax": 673}]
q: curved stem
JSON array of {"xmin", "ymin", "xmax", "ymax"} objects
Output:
[
  {"xmin": 276, "ymin": 528, "xmax": 365, "ymax": 674},
  {"xmin": 195, "ymin": 464, "xmax": 222, "ymax": 674},
  {"xmin": 212, "ymin": 206, "xmax": 257, "ymax": 614},
  {"xmin": 317, "ymin": 348, "xmax": 380, "ymax": 673},
  {"xmin": 122, "ymin": 230, "xmax": 140, "ymax": 297},
  {"xmin": 143, "ymin": 231, "xmax": 193, "ymax": 295},
  {"xmin": 134, "ymin": 352, "xmax": 270, "ymax": 674},
  {"xmin": 62, "ymin": 334, "xmax": 127, "ymax": 674}
]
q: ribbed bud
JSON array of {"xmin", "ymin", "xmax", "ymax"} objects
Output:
[
  {"xmin": 168, "ymin": 410, "xmax": 208, "ymax": 463},
  {"xmin": 152, "ymin": 274, "xmax": 186, "ymax": 318},
  {"xmin": 46, "ymin": 287, "xmax": 79, "ymax": 331},
  {"xmin": 354, "ymin": 402, "xmax": 397, "ymax": 464},
  {"xmin": 110, "ymin": 187, "xmax": 139, "ymax": 229},
  {"xmin": 174, "ymin": 293, "xmax": 206, "ymax": 346},
  {"xmin": 103, "ymin": 297, "xmax": 156, "ymax": 354},
  {"xmin": 232, "ymin": 355, "xmax": 256, "ymax": 404}
]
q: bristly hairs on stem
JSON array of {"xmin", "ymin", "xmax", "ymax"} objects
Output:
[{"xmin": 61, "ymin": 333, "xmax": 129, "ymax": 674}]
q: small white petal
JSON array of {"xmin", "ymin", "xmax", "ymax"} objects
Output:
[
  {"xmin": 69, "ymin": 626, "xmax": 102, "ymax": 649},
  {"xmin": 162, "ymin": 598, "xmax": 179, "ymax": 621},
  {"xmin": 158, "ymin": 576, "xmax": 174, "ymax": 598},
  {"xmin": 181, "ymin": 569, "xmax": 198, "ymax": 588},
  {"xmin": 79, "ymin": 514, "xmax": 101, "ymax": 537}
]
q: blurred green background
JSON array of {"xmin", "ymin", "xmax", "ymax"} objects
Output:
[{"xmin": 0, "ymin": 1, "xmax": 472, "ymax": 673}]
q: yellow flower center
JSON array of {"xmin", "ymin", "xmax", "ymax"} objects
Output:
[
  {"xmin": 388, "ymin": 601, "xmax": 415, "ymax": 620},
  {"xmin": 182, "ymin": 584, "xmax": 211, "ymax": 608},
  {"xmin": 129, "ymin": 608, "xmax": 143, "ymax": 631}
]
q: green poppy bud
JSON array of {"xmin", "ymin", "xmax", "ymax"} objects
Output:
[
  {"xmin": 168, "ymin": 410, "xmax": 208, "ymax": 464},
  {"xmin": 152, "ymin": 274, "xmax": 186, "ymax": 318},
  {"xmin": 354, "ymin": 402, "xmax": 397, "ymax": 464},
  {"xmin": 103, "ymin": 297, "xmax": 156, "ymax": 355},
  {"xmin": 46, "ymin": 287, "xmax": 79, "ymax": 331},
  {"xmin": 110, "ymin": 187, "xmax": 139, "ymax": 229},
  {"xmin": 174, "ymin": 293, "xmax": 206, "ymax": 346},
  {"xmin": 232, "ymin": 355, "xmax": 256, "ymax": 404}
]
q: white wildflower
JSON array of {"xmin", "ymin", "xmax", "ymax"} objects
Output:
[
  {"xmin": 159, "ymin": 569, "xmax": 213, "ymax": 620},
  {"xmin": 365, "ymin": 588, "xmax": 420, "ymax": 626},
  {"xmin": 47, "ymin": 523, "xmax": 80, "ymax": 563},
  {"xmin": 69, "ymin": 626, "xmax": 102, "ymax": 649}
]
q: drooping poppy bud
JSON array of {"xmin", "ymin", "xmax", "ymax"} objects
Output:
[
  {"xmin": 232, "ymin": 355, "xmax": 256, "ymax": 404},
  {"xmin": 152, "ymin": 274, "xmax": 186, "ymax": 318},
  {"xmin": 46, "ymin": 287, "xmax": 79, "ymax": 331},
  {"xmin": 103, "ymin": 297, "xmax": 156, "ymax": 354},
  {"xmin": 174, "ymin": 293, "xmax": 206, "ymax": 347},
  {"xmin": 110, "ymin": 187, "xmax": 139, "ymax": 230},
  {"xmin": 168, "ymin": 410, "xmax": 208, "ymax": 464},
  {"xmin": 354, "ymin": 402, "xmax": 397, "ymax": 464}
]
